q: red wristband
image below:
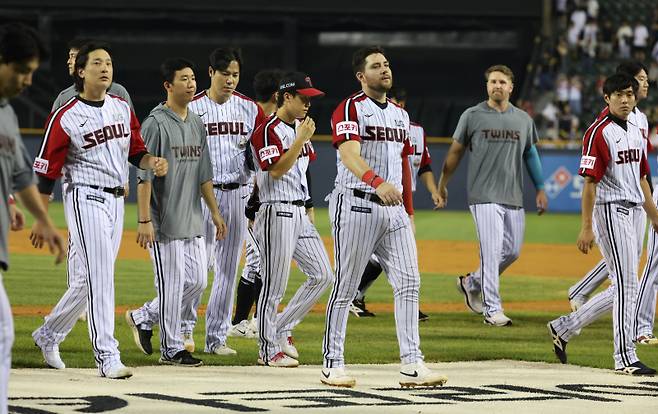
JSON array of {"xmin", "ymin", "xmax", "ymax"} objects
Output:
[
  {"xmin": 361, "ymin": 170, "xmax": 384, "ymax": 189},
  {"xmin": 371, "ymin": 176, "xmax": 384, "ymax": 188},
  {"xmin": 8, "ymin": 195, "xmax": 15, "ymax": 205}
]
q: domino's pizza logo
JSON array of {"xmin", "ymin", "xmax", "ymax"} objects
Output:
[{"xmin": 545, "ymin": 166, "xmax": 572, "ymax": 199}]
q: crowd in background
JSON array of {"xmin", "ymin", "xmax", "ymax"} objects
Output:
[{"xmin": 530, "ymin": 0, "xmax": 658, "ymax": 146}]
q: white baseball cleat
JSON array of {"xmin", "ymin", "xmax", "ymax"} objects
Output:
[
  {"xmin": 484, "ymin": 312, "xmax": 512, "ymax": 326},
  {"xmin": 399, "ymin": 361, "xmax": 448, "ymax": 388},
  {"xmin": 278, "ymin": 336, "xmax": 299, "ymax": 359},
  {"xmin": 37, "ymin": 344, "xmax": 65, "ymax": 369},
  {"xmin": 210, "ymin": 344, "xmax": 237, "ymax": 356},
  {"xmin": 321, "ymin": 367, "xmax": 356, "ymax": 388},
  {"xmin": 77, "ymin": 312, "xmax": 87, "ymax": 323},
  {"xmin": 228, "ymin": 320, "xmax": 256, "ymax": 339},
  {"xmin": 248, "ymin": 317, "xmax": 258, "ymax": 336},
  {"xmin": 456, "ymin": 275, "xmax": 483, "ymax": 314},
  {"xmin": 183, "ymin": 333, "xmax": 195, "ymax": 353},
  {"xmin": 102, "ymin": 362, "xmax": 133, "ymax": 379},
  {"xmin": 258, "ymin": 352, "xmax": 299, "ymax": 367},
  {"xmin": 569, "ymin": 295, "xmax": 588, "ymax": 312}
]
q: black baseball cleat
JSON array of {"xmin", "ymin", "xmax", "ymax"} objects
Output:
[
  {"xmin": 125, "ymin": 310, "xmax": 153, "ymax": 355},
  {"xmin": 159, "ymin": 350, "xmax": 203, "ymax": 367},
  {"xmin": 419, "ymin": 310, "xmax": 430, "ymax": 322},
  {"xmin": 616, "ymin": 361, "xmax": 657, "ymax": 376},
  {"xmin": 547, "ymin": 322, "xmax": 568, "ymax": 364},
  {"xmin": 350, "ymin": 298, "xmax": 375, "ymax": 317}
]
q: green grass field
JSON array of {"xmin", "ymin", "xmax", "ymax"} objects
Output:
[{"xmin": 7, "ymin": 205, "xmax": 657, "ymax": 371}]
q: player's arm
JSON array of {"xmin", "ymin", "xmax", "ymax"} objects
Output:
[
  {"xmin": 128, "ymin": 111, "xmax": 168, "ymax": 176},
  {"xmin": 268, "ymin": 118, "xmax": 316, "ymax": 179},
  {"xmin": 436, "ymin": 140, "xmax": 466, "ymax": 208},
  {"xmin": 639, "ymin": 150, "xmax": 658, "ymax": 231},
  {"xmin": 417, "ymin": 136, "xmax": 440, "ymax": 208},
  {"xmin": 135, "ymin": 179, "xmax": 154, "ymax": 249},
  {"xmin": 577, "ymin": 177, "xmax": 597, "ymax": 254},
  {"xmin": 305, "ymin": 168, "xmax": 315, "ymax": 224},
  {"xmin": 577, "ymin": 126, "xmax": 608, "ymax": 254},
  {"xmin": 523, "ymin": 145, "xmax": 548, "ymax": 215},
  {"xmin": 201, "ymin": 181, "xmax": 227, "ymax": 240}
]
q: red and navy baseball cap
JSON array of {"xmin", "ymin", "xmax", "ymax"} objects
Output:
[{"xmin": 278, "ymin": 72, "xmax": 325, "ymax": 97}]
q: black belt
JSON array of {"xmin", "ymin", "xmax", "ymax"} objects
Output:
[
  {"xmin": 213, "ymin": 183, "xmax": 243, "ymax": 191},
  {"xmin": 353, "ymin": 189, "xmax": 384, "ymax": 206},
  {"xmin": 610, "ymin": 200, "xmax": 639, "ymax": 208},
  {"xmin": 278, "ymin": 200, "xmax": 305, "ymax": 206},
  {"xmin": 88, "ymin": 185, "xmax": 125, "ymax": 197}
]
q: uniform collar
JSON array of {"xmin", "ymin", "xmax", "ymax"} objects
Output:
[{"xmin": 608, "ymin": 113, "xmax": 627, "ymax": 131}]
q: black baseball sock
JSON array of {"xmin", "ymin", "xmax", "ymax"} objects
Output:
[
  {"xmin": 232, "ymin": 277, "xmax": 256, "ymax": 324},
  {"xmin": 356, "ymin": 260, "xmax": 383, "ymax": 301}
]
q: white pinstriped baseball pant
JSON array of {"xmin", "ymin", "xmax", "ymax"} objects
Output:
[
  {"xmin": 132, "ymin": 237, "xmax": 207, "ymax": 359},
  {"xmin": 323, "ymin": 191, "xmax": 423, "ymax": 368},
  {"xmin": 0, "ymin": 275, "xmax": 13, "ymax": 414},
  {"xmin": 255, "ymin": 202, "xmax": 333, "ymax": 361},
  {"xmin": 32, "ymin": 187, "xmax": 124, "ymax": 374},
  {"xmin": 464, "ymin": 203, "xmax": 525, "ymax": 317},
  {"xmin": 551, "ymin": 203, "xmax": 641, "ymax": 369}
]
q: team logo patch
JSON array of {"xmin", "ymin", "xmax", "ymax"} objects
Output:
[
  {"xmin": 351, "ymin": 206, "xmax": 372, "ymax": 214},
  {"xmin": 579, "ymin": 156, "xmax": 596, "ymax": 170},
  {"xmin": 33, "ymin": 157, "xmax": 49, "ymax": 174},
  {"xmin": 276, "ymin": 211, "xmax": 293, "ymax": 218},
  {"xmin": 259, "ymin": 145, "xmax": 280, "ymax": 162},
  {"xmin": 86, "ymin": 194, "xmax": 106, "ymax": 204},
  {"xmin": 335, "ymin": 121, "xmax": 358, "ymax": 136}
]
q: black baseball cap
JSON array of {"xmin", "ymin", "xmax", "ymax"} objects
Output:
[{"xmin": 278, "ymin": 72, "xmax": 325, "ymax": 97}]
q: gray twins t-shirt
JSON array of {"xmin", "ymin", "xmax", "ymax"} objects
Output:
[
  {"xmin": 453, "ymin": 101, "xmax": 538, "ymax": 207},
  {"xmin": 51, "ymin": 82, "xmax": 133, "ymax": 111},
  {"xmin": 137, "ymin": 103, "xmax": 212, "ymax": 241},
  {"xmin": 0, "ymin": 99, "xmax": 36, "ymax": 269}
]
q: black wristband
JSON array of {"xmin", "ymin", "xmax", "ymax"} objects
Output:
[{"xmin": 138, "ymin": 219, "xmax": 151, "ymax": 224}]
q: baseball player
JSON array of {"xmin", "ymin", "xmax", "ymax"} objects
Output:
[
  {"xmin": 548, "ymin": 73, "xmax": 658, "ymax": 375},
  {"xmin": 439, "ymin": 65, "xmax": 547, "ymax": 327},
  {"xmin": 31, "ymin": 42, "xmax": 168, "ymax": 379},
  {"xmin": 564, "ymin": 62, "xmax": 658, "ymax": 346},
  {"xmin": 0, "ymin": 22, "xmax": 65, "ymax": 413},
  {"xmin": 125, "ymin": 58, "xmax": 226, "ymax": 366},
  {"xmin": 322, "ymin": 46, "xmax": 447, "ymax": 388},
  {"xmin": 183, "ymin": 48, "xmax": 264, "ymax": 355},
  {"xmin": 229, "ymin": 69, "xmax": 284, "ymax": 339},
  {"xmin": 251, "ymin": 71, "xmax": 333, "ymax": 367},
  {"xmin": 51, "ymin": 38, "xmax": 134, "ymax": 325},
  {"xmin": 349, "ymin": 86, "xmax": 438, "ymax": 321}
]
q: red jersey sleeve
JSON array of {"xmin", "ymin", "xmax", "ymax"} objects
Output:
[
  {"xmin": 254, "ymin": 105, "xmax": 266, "ymax": 129},
  {"xmin": 252, "ymin": 121, "xmax": 284, "ymax": 170},
  {"xmin": 579, "ymin": 124, "xmax": 610, "ymax": 182},
  {"xmin": 401, "ymin": 134, "xmax": 413, "ymax": 157},
  {"xmin": 641, "ymin": 150, "xmax": 650, "ymax": 177},
  {"xmin": 331, "ymin": 98, "xmax": 360, "ymax": 148},
  {"xmin": 419, "ymin": 129, "xmax": 431, "ymax": 168},
  {"xmin": 33, "ymin": 110, "xmax": 71, "ymax": 179},
  {"xmin": 128, "ymin": 111, "xmax": 147, "ymax": 156}
]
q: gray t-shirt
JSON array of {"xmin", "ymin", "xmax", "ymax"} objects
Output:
[
  {"xmin": 51, "ymin": 82, "xmax": 133, "ymax": 112},
  {"xmin": 453, "ymin": 101, "xmax": 538, "ymax": 207},
  {"xmin": 137, "ymin": 103, "xmax": 212, "ymax": 241},
  {"xmin": 0, "ymin": 99, "xmax": 36, "ymax": 269}
]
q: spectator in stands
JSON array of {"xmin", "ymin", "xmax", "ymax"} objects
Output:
[
  {"xmin": 587, "ymin": 0, "xmax": 599, "ymax": 19},
  {"xmin": 651, "ymin": 38, "xmax": 658, "ymax": 64},
  {"xmin": 595, "ymin": 73, "xmax": 606, "ymax": 96},
  {"xmin": 540, "ymin": 101, "xmax": 559, "ymax": 140},
  {"xmin": 649, "ymin": 61, "xmax": 658, "ymax": 84},
  {"xmin": 556, "ymin": 74, "xmax": 570, "ymax": 106},
  {"xmin": 632, "ymin": 20, "xmax": 650, "ymax": 61},
  {"xmin": 568, "ymin": 76, "xmax": 583, "ymax": 116},
  {"xmin": 556, "ymin": 36, "xmax": 570, "ymax": 73},
  {"xmin": 598, "ymin": 19, "xmax": 614, "ymax": 59},
  {"xmin": 571, "ymin": 6, "xmax": 587, "ymax": 35},
  {"xmin": 557, "ymin": 103, "xmax": 579, "ymax": 140},
  {"xmin": 617, "ymin": 20, "xmax": 633, "ymax": 59},
  {"xmin": 556, "ymin": 0, "xmax": 568, "ymax": 31}
]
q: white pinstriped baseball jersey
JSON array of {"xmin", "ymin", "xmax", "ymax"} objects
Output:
[
  {"xmin": 33, "ymin": 95, "xmax": 146, "ymax": 187},
  {"xmin": 579, "ymin": 114, "xmax": 649, "ymax": 204},
  {"xmin": 251, "ymin": 114, "xmax": 315, "ymax": 202},
  {"xmin": 331, "ymin": 92, "xmax": 412, "ymax": 192},
  {"xmin": 188, "ymin": 91, "xmax": 264, "ymax": 185},
  {"xmin": 408, "ymin": 121, "xmax": 431, "ymax": 191}
]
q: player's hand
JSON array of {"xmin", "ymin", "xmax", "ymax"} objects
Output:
[
  {"xmin": 409, "ymin": 214, "xmax": 416, "ymax": 235},
  {"xmin": 30, "ymin": 220, "xmax": 65, "ymax": 264},
  {"xmin": 212, "ymin": 212, "xmax": 227, "ymax": 241},
  {"xmin": 123, "ymin": 184, "xmax": 130, "ymax": 199},
  {"xmin": 375, "ymin": 182, "xmax": 403, "ymax": 206},
  {"xmin": 306, "ymin": 207, "xmax": 315, "ymax": 224},
  {"xmin": 430, "ymin": 191, "xmax": 442, "ymax": 210},
  {"xmin": 296, "ymin": 117, "xmax": 316, "ymax": 142},
  {"xmin": 436, "ymin": 186, "xmax": 448, "ymax": 209},
  {"xmin": 576, "ymin": 227, "xmax": 595, "ymax": 254},
  {"xmin": 536, "ymin": 190, "xmax": 548, "ymax": 216},
  {"xmin": 9, "ymin": 204, "xmax": 25, "ymax": 231},
  {"xmin": 137, "ymin": 222, "xmax": 155, "ymax": 249},
  {"xmin": 151, "ymin": 157, "xmax": 168, "ymax": 177},
  {"xmin": 651, "ymin": 218, "xmax": 658, "ymax": 234}
]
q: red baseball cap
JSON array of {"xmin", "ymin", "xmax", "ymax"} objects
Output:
[{"xmin": 278, "ymin": 72, "xmax": 325, "ymax": 97}]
